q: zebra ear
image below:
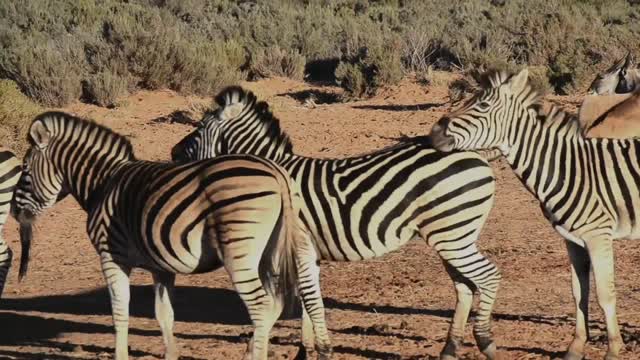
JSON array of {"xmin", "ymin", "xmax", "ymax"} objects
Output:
[
  {"xmin": 623, "ymin": 51, "xmax": 634, "ymax": 69},
  {"xmin": 507, "ymin": 68, "xmax": 529, "ymax": 93},
  {"xmin": 29, "ymin": 120, "xmax": 50, "ymax": 149}
]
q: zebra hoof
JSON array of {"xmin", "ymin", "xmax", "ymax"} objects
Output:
[
  {"xmin": 440, "ymin": 336, "xmax": 461, "ymax": 360},
  {"xmin": 481, "ymin": 341, "xmax": 497, "ymax": 360},
  {"xmin": 604, "ymin": 353, "xmax": 620, "ymax": 360},
  {"xmin": 563, "ymin": 351, "xmax": 584, "ymax": 360},
  {"xmin": 292, "ymin": 344, "xmax": 308, "ymax": 360},
  {"xmin": 316, "ymin": 343, "xmax": 332, "ymax": 360}
]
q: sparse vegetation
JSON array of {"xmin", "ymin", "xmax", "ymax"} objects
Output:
[
  {"xmin": 0, "ymin": 79, "xmax": 41, "ymax": 155},
  {"xmin": 0, "ymin": 0, "xmax": 639, "ymax": 111}
]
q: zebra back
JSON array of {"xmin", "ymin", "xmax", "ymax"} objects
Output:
[{"xmin": 0, "ymin": 148, "xmax": 21, "ymax": 294}]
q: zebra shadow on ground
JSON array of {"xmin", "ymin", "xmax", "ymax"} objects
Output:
[
  {"xmin": 0, "ymin": 286, "xmax": 424, "ymax": 359},
  {"xmin": 3, "ymin": 287, "xmax": 640, "ymax": 359},
  {"xmin": 351, "ymin": 103, "xmax": 445, "ymax": 111}
]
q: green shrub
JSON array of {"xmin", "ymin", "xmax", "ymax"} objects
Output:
[
  {"xmin": 335, "ymin": 61, "xmax": 367, "ymax": 99},
  {"xmin": 0, "ymin": 33, "xmax": 84, "ymax": 106},
  {"xmin": 0, "ymin": 79, "xmax": 41, "ymax": 154},
  {"xmin": 172, "ymin": 39, "xmax": 247, "ymax": 95},
  {"xmin": 84, "ymin": 69, "xmax": 129, "ymax": 108},
  {"xmin": 251, "ymin": 46, "xmax": 306, "ymax": 81},
  {"xmin": 335, "ymin": 29, "xmax": 404, "ymax": 99},
  {"xmin": 1, "ymin": 0, "xmax": 640, "ymax": 105}
]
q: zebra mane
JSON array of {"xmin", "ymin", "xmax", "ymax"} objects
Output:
[
  {"xmin": 479, "ymin": 68, "xmax": 546, "ymax": 113},
  {"xmin": 477, "ymin": 69, "xmax": 512, "ymax": 89},
  {"xmin": 533, "ymin": 104, "xmax": 587, "ymax": 138},
  {"xmin": 31, "ymin": 111, "xmax": 136, "ymax": 159},
  {"xmin": 474, "ymin": 68, "xmax": 587, "ymax": 134},
  {"xmin": 213, "ymin": 86, "xmax": 293, "ymax": 153}
]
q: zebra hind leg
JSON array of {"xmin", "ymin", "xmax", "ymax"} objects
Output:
[
  {"xmin": 585, "ymin": 238, "xmax": 623, "ymax": 360},
  {"xmin": 435, "ymin": 243, "xmax": 501, "ymax": 360},
  {"xmin": 301, "ymin": 306, "xmax": 316, "ymax": 355},
  {"xmin": 227, "ymin": 264, "xmax": 282, "ymax": 360},
  {"xmin": 152, "ymin": 272, "xmax": 179, "ymax": 360},
  {"xmin": 295, "ymin": 243, "xmax": 331, "ymax": 359},
  {"xmin": 439, "ymin": 262, "xmax": 475, "ymax": 360},
  {"xmin": 0, "ymin": 235, "xmax": 12, "ymax": 298}
]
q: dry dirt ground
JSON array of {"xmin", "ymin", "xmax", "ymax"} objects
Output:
[{"xmin": 1, "ymin": 77, "xmax": 640, "ymax": 360}]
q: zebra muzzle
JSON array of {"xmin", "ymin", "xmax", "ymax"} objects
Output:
[
  {"xmin": 14, "ymin": 207, "xmax": 36, "ymax": 225},
  {"xmin": 430, "ymin": 121, "xmax": 455, "ymax": 152},
  {"xmin": 18, "ymin": 222, "xmax": 33, "ymax": 281}
]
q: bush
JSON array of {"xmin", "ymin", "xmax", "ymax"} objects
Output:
[
  {"xmin": 0, "ymin": 79, "xmax": 41, "ymax": 154},
  {"xmin": 1, "ymin": 0, "xmax": 640, "ymax": 105},
  {"xmin": 0, "ymin": 34, "xmax": 84, "ymax": 106},
  {"xmin": 83, "ymin": 69, "xmax": 129, "ymax": 108},
  {"xmin": 336, "ymin": 35, "xmax": 404, "ymax": 99},
  {"xmin": 251, "ymin": 46, "xmax": 306, "ymax": 81}
]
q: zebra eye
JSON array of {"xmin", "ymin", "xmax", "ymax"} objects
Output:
[{"xmin": 478, "ymin": 101, "xmax": 491, "ymax": 110}]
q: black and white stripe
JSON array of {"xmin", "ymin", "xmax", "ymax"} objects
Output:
[
  {"xmin": 11, "ymin": 112, "xmax": 331, "ymax": 360},
  {"xmin": 171, "ymin": 87, "xmax": 501, "ymax": 359},
  {"xmin": 430, "ymin": 68, "xmax": 634, "ymax": 360},
  {"xmin": 0, "ymin": 149, "xmax": 20, "ymax": 297}
]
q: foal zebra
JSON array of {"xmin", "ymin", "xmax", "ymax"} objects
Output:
[
  {"xmin": 12, "ymin": 112, "xmax": 331, "ymax": 360},
  {"xmin": 171, "ymin": 87, "xmax": 500, "ymax": 359},
  {"xmin": 430, "ymin": 68, "xmax": 638, "ymax": 360},
  {"xmin": 0, "ymin": 148, "xmax": 21, "ymax": 297},
  {"xmin": 589, "ymin": 52, "xmax": 640, "ymax": 95}
]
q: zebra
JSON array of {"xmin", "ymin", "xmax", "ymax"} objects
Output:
[
  {"xmin": 11, "ymin": 112, "xmax": 331, "ymax": 360},
  {"xmin": 171, "ymin": 87, "xmax": 501, "ymax": 360},
  {"xmin": 429, "ymin": 68, "xmax": 638, "ymax": 360},
  {"xmin": 0, "ymin": 148, "xmax": 21, "ymax": 297},
  {"xmin": 589, "ymin": 52, "xmax": 640, "ymax": 95}
]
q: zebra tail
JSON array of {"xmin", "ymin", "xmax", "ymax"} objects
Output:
[
  {"xmin": 257, "ymin": 179, "xmax": 300, "ymax": 314},
  {"xmin": 18, "ymin": 223, "xmax": 33, "ymax": 281}
]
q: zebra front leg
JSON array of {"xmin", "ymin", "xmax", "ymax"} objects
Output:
[
  {"xmin": 0, "ymin": 237, "xmax": 12, "ymax": 297},
  {"xmin": 295, "ymin": 237, "xmax": 331, "ymax": 359},
  {"xmin": 100, "ymin": 254, "xmax": 132, "ymax": 360},
  {"xmin": 153, "ymin": 272, "xmax": 179, "ymax": 360},
  {"xmin": 564, "ymin": 240, "xmax": 591, "ymax": 360},
  {"xmin": 585, "ymin": 238, "xmax": 623, "ymax": 360},
  {"xmin": 440, "ymin": 262, "xmax": 475, "ymax": 360}
]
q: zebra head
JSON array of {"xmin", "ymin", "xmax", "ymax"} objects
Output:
[
  {"xmin": 430, "ymin": 68, "xmax": 538, "ymax": 155},
  {"xmin": 12, "ymin": 118, "xmax": 69, "ymax": 280},
  {"xmin": 12, "ymin": 119, "xmax": 68, "ymax": 225},
  {"xmin": 588, "ymin": 52, "xmax": 637, "ymax": 95},
  {"xmin": 172, "ymin": 86, "xmax": 292, "ymax": 162},
  {"xmin": 171, "ymin": 112, "xmax": 222, "ymax": 162},
  {"xmin": 172, "ymin": 87, "xmax": 254, "ymax": 162}
]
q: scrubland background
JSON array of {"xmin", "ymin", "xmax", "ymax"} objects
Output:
[{"xmin": 2, "ymin": 0, "xmax": 640, "ymax": 151}]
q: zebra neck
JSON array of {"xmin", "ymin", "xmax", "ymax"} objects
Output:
[
  {"xmin": 504, "ymin": 107, "xmax": 584, "ymax": 203},
  {"xmin": 58, "ymin": 144, "xmax": 131, "ymax": 211},
  {"xmin": 228, "ymin": 141, "xmax": 295, "ymax": 163}
]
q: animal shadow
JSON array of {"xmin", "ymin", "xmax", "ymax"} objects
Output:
[
  {"xmin": 1, "ymin": 285, "xmax": 249, "ymax": 325},
  {"xmin": 351, "ymin": 103, "xmax": 445, "ymax": 111},
  {"xmin": 280, "ymin": 89, "xmax": 342, "ymax": 105},
  {"xmin": 151, "ymin": 110, "xmax": 199, "ymax": 127}
]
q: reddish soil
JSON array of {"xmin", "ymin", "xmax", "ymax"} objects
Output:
[{"xmin": 1, "ymin": 76, "xmax": 640, "ymax": 360}]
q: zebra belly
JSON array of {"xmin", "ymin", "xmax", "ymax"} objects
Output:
[
  {"xmin": 310, "ymin": 220, "xmax": 417, "ymax": 261},
  {"xmin": 132, "ymin": 212, "xmax": 225, "ymax": 275}
]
